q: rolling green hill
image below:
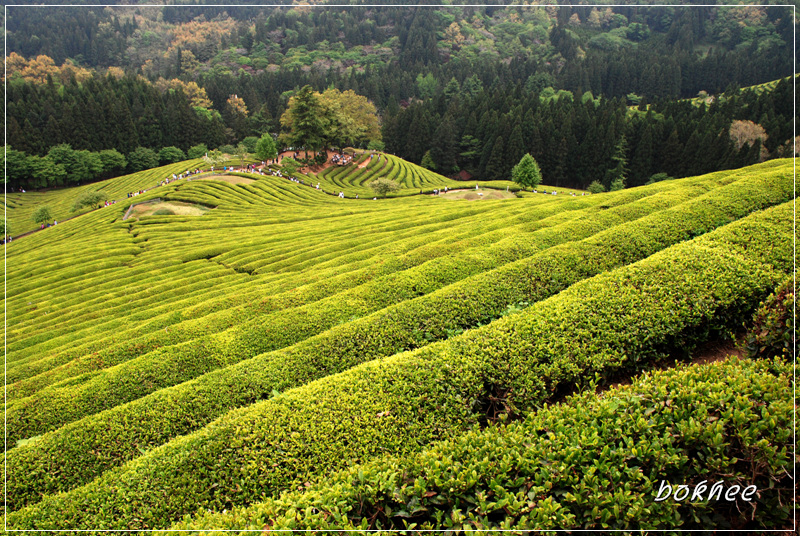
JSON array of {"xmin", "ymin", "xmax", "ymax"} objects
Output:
[{"xmin": 2, "ymin": 157, "xmax": 794, "ymax": 531}]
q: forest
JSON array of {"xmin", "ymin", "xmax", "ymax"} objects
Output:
[{"xmin": 2, "ymin": 1, "xmax": 797, "ymax": 190}]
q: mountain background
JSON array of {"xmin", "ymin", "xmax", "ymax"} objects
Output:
[{"xmin": 2, "ymin": 0, "xmax": 797, "ymax": 189}]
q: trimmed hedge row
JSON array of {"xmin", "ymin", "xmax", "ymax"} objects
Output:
[
  {"xmin": 5, "ymin": 184, "xmax": 661, "ymax": 445},
  {"xmin": 175, "ymin": 357, "xmax": 794, "ymax": 532},
  {"xmin": 7, "ymin": 193, "xmax": 530, "ymax": 370},
  {"xmin": 7, "ymin": 205, "xmax": 529, "ymax": 394},
  {"xmin": 7, "ymin": 201, "xmax": 791, "ymax": 529},
  {"xmin": 0, "ymin": 179, "xmax": 716, "ymax": 504}
]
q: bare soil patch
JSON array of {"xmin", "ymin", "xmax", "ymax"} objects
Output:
[
  {"xmin": 129, "ymin": 201, "xmax": 209, "ymax": 218},
  {"xmin": 438, "ymin": 189, "xmax": 516, "ymax": 201},
  {"xmin": 197, "ymin": 175, "xmax": 255, "ymax": 185}
]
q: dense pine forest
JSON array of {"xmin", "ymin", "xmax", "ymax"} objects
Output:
[{"xmin": 2, "ymin": 0, "xmax": 797, "ymax": 190}]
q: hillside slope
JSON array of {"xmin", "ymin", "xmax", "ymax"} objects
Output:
[{"xmin": 3, "ymin": 158, "xmax": 794, "ymax": 531}]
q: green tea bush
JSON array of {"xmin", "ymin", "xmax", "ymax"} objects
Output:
[
  {"xmin": 6, "ymin": 201, "xmax": 792, "ymax": 529},
  {"xmin": 3, "ymin": 171, "xmax": 789, "ymax": 509},
  {"xmin": 744, "ymin": 278, "xmax": 796, "ymax": 361},
  {"xmin": 6, "ymin": 186, "xmax": 671, "ymax": 446},
  {"xmin": 176, "ymin": 357, "xmax": 793, "ymax": 532}
]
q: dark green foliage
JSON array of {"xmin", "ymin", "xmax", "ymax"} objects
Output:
[
  {"xmin": 157, "ymin": 146, "xmax": 187, "ymax": 166},
  {"xmin": 97, "ymin": 149, "xmax": 127, "ymax": 178},
  {"xmin": 187, "ymin": 144, "xmax": 208, "ymax": 159},
  {"xmin": 745, "ymin": 278, "xmax": 796, "ymax": 361},
  {"xmin": 126, "ymin": 147, "xmax": 159, "ymax": 173},
  {"xmin": 647, "ymin": 172, "xmax": 673, "ymax": 185},
  {"xmin": 241, "ymin": 136, "xmax": 259, "ymax": 153},
  {"xmin": 287, "ymin": 85, "xmax": 325, "ymax": 152}
]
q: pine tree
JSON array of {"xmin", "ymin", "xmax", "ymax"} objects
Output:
[{"xmin": 484, "ymin": 136, "xmax": 506, "ymax": 180}]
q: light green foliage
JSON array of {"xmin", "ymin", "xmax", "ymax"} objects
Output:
[
  {"xmin": 587, "ymin": 180, "xmax": 606, "ymax": 194},
  {"xmin": 3, "ymin": 159, "xmax": 794, "ymax": 531},
  {"xmin": 280, "ymin": 157, "xmax": 299, "ymax": 175},
  {"xmin": 31, "ymin": 205, "xmax": 53, "ymax": 224},
  {"xmin": 609, "ymin": 178, "xmax": 625, "ymax": 191},
  {"xmin": 420, "ymin": 150, "xmax": 436, "ymax": 171},
  {"xmin": 369, "ymin": 177, "xmax": 400, "ymax": 197},
  {"xmin": 511, "ymin": 153, "xmax": 542, "ymax": 189},
  {"xmin": 204, "ymin": 149, "xmax": 225, "ymax": 168},
  {"xmin": 71, "ymin": 190, "xmax": 108, "ymax": 212},
  {"xmin": 178, "ymin": 357, "xmax": 792, "ymax": 531},
  {"xmin": 235, "ymin": 143, "xmax": 248, "ymax": 167},
  {"xmin": 255, "ymin": 133, "xmax": 278, "ymax": 161}
]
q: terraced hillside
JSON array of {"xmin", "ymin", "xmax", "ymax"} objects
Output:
[
  {"xmin": 3, "ymin": 157, "xmax": 795, "ymax": 532},
  {"xmin": 307, "ymin": 153, "xmax": 582, "ymax": 198}
]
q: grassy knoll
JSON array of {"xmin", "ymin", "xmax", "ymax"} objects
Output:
[{"xmin": 2, "ymin": 157, "xmax": 794, "ymax": 531}]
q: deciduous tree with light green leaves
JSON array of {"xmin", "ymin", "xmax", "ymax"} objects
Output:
[
  {"xmin": 204, "ymin": 149, "xmax": 225, "ymax": 168},
  {"xmin": 255, "ymin": 133, "xmax": 278, "ymax": 161},
  {"xmin": 32, "ymin": 205, "xmax": 54, "ymax": 225},
  {"xmin": 71, "ymin": 190, "xmax": 108, "ymax": 212},
  {"xmin": 280, "ymin": 157, "xmax": 299, "ymax": 175},
  {"xmin": 370, "ymin": 177, "xmax": 399, "ymax": 198},
  {"xmin": 511, "ymin": 153, "xmax": 542, "ymax": 190}
]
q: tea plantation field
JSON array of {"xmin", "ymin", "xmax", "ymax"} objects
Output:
[{"xmin": 2, "ymin": 156, "xmax": 795, "ymax": 532}]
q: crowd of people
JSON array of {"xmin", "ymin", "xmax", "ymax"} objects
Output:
[{"xmin": 330, "ymin": 153, "xmax": 353, "ymax": 166}]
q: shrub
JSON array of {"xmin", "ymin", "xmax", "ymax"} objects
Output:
[
  {"xmin": 218, "ymin": 144, "xmax": 236, "ymax": 155},
  {"xmin": 126, "ymin": 147, "xmax": 159, "ymax": 173},
  {"xmin": 5, "ymin": 168, "xmax": 793, "ymax": 513},
  {"xmin": 647, "ymin": 172, "xmax": 673, "ymax": 185},
  {"xmin": 609, "ymin": 178, "xmax": 625, "ymax": 191},
  {"xmin": 178, "ymin": 357, "xmax": 793, "ymax": 531},
  {"xmin": 7, "ymin": 200, "xmax": 792, "ymax": 530},
  {"xmin": 31, "ymin": 205, "xmax": 53, "ymax": 224},
  {"xmin": 744, "ymin": 278, "xmax": 796, "ymax": 361},
  {"xmin": 587, "ymin": 180, "xmax": 605, "ymax": 194},
  {"xmin": 71, "ymin": 190, "xmax": 108, "ymax": 212},
  {"xmin": 157, "ymin": 146, "xmax": 187, "ymax": 166},
  {"xmin": 152, "ymin": 208, "xmax": 175, "ymax": 216},
  {"xmin": 370, "ymin": 177, "xmax": 400, "ymax": 197},
  {"xmin": 187, "ymin": 144, "xmax": 208, "ymax": 159}
]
